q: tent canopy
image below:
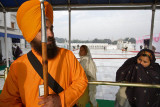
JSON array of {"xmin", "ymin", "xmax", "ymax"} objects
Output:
[{"xmin": 0, "ymin": 0, "xmax": 160, "ymax": 12}]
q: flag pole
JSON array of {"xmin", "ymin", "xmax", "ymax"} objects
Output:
[{"xmin": 40, "ymin": 0, "xmax": 48, "ymax": 97}]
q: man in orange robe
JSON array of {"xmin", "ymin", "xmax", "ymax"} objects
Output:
[{"xmin": 0, "ymin": 0, "xmax": 88, "ymax": 107}]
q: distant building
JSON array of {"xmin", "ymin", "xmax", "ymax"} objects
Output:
[
  {"xmin": 71, "ymin": 43, "xmax": 117, "ymax": 51},
  {"xmin": 0, "ymin": 12, "xmax": 30, "ymax": 61},
  {"xmin": 117, "ymin": 38, "xmax": 135, "ymax": 51}
]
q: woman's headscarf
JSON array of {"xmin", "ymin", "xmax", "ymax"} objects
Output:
[
  {"xmin": 79, "ymin": 45, "xmax": 97, "ymax": 81},
  {"xmin": 136, "ymin": 49, "xmax": 156, "ymax": 64},
  {"xmin": 17, "ymin": 0, "xmax": 53, "ymax": 43},
  {"xmin": 116, "ymin": 49, "xmax": 160, "ymax": 107},
  {"xmin": 79, "ymin": 45, "xmax": 92, "ymax": 59}
]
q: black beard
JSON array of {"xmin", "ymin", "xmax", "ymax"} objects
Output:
[{"xmin": 30, "ymin": 37, "xmax": 59, "ymax": 59}]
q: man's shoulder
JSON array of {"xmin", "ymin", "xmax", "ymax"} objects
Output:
[
  {"xmin": 57, "ymin": 48, "xmax": 76, "ymax": 60},
  {"xmin": 12, "ymin": 53, "xmax": 28, "ymax": 63},
  {"xmin": 59, "ymin": 47, "xmax": 68, "ymax": 51},
  {"xmin": 58, "ymin": 47, "xmax": 73, "ymax": 54}
]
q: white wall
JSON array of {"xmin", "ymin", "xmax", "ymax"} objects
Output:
[
  {"xmin": 20, "ymin": 39, "xmax": 25, "ymax": 49},
  {"xmin": 0, "ymin": 37, "xmax": 12, "ymax": 60},
  {"xmin": 0, "ymin": 13, "xmax": 4, "ymax": 26},
  {"xmin": 71, "ymin": 43, "xmax": 109, "ymax": 50},
  {"xmin": 6, "ymin": 13, "xmax": 11, "ymax": 28}
]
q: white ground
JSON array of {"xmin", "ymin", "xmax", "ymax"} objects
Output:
[{"xmin": 0, "ymin": 49, "xmax": 160, "ymax": 101}]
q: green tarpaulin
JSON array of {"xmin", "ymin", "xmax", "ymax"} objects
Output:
[{"xmin": 86, "ymin": 99, "xmax": 114, "ymax": 107}]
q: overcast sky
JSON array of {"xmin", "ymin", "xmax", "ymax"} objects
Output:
[{"xmin": 53, "ymin": 10, "xmax": 160, "ymax": 41}]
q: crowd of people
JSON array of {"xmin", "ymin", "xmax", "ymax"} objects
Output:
[
  {"xmin": 0, "ymin": 0, "xmax": 160, "ymax": 107},
  {"xmin": 140, "ymin": 45, "xmax": 156, "ymax": 53}
]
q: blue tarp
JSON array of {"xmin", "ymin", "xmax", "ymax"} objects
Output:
[
  {"xmin": 0, "ymin": 32, "xmax": 24, "ymax": 39},
  {"xmin": 1, "ymin": 0, "xmax": 160, "ymax": 7},
  {"xmin": 0, "ymin": 0, "xmax": 160, "ymax": 12}
]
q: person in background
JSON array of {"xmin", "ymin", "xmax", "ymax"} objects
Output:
[
  {"xmin": 78, "ymin": 45, "xmax": 98, "ymax": 107},
  {"xmin": 115, "ymin": 49, "xmax": 160, "ymax": 107},
  {"xmin": 0, "ymin": 53, "xmax": 2, "ymax": 64},
  {"xmin": 12, "ymin": 44, "xmax": 23, "ymax": 59},
  {"xmin": 152, "ymin": 45, "xmax": 156, "ymax": 53},
  {"xmin": 144, "ymin": 44, "xmax": 148, "ymax": 49},
  {"xmin": 0, "ymin": 0, "xmax": 88, "ymax": 107},
  {"xmin": 124, "ymin": 47, "xmax": 128, "ymax": 52},
  {"xmin": 140, "ymin": 45, "xmax": 143, "ymax": 50},
  {"xmin": 122, "ymin": 47, "xmax": 125, "ymax": 53}
]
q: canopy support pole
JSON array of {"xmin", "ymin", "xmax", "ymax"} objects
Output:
[
  {"xmin": 68, "ymin": 0, "xmax": 71, "ymax": 50},
  {"xmin": 149, "ymin": 4, "xmax": 156, "ymax": 50},
  {"xmin": 40, "ymin": 0, "xmax": 48, "ymax": 97},
  {"xmin": 68, "ymin": 8, "xmax": 71, "ymax": 50},
  {"xmin": 3, "ymin": 9, "xmax": 9, "ymax": 68}
]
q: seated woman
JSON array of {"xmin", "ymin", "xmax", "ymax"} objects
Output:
[
  {"xmin": 78, "ymin": 45, "xmax": 98, "ymax": 107},
  {"xmin": 115, "ymin": 49, "xmax": 160, "ymax": 107}
]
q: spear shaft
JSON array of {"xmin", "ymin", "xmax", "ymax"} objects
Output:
[{"xmin": 40, "ymin": 0, "xmax": 48, "ymax": 97}]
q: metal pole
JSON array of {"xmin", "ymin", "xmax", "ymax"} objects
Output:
[
  {"xmin": 40, "ymin": 0, "xmax": 48, "ymax": 97},
  {"xmin": 0, "ymin": 68, "xmax": 9, "ymax": 80},
  {"xmin": 3, "ymin": 9, "xmax": 9, "ymax": 68},
  {"xmin": 88, "ymin": 81, "xmax": 160, "ymax": 88},
  {"xmin": 68, "ymin": 8, "xmax": 71, "ymax": 50},
  {"xmin": 4, "ymin": 67, "xmax": 8, "ymax": 80},
  {"xmin": 149, "ymin": 4, "xmax": 156, "ymax": 50},
  {"xmin": 0, "ymin": 75, "xmax": 4, "ymax": 78}
]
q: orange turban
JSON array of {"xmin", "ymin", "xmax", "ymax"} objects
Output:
[{"xmin": 17, "ymin": 0, "xmax": 53, "ymax": 43}]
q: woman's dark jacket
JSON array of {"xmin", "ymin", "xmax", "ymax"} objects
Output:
[{"xmin": 116, "ymin": 49, "xmax": 160, "ymax": 107}]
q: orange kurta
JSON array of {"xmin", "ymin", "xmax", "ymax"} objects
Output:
[{"xmin": 0, "ymin": 48, "xmax": 88, "ymax": 107}]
